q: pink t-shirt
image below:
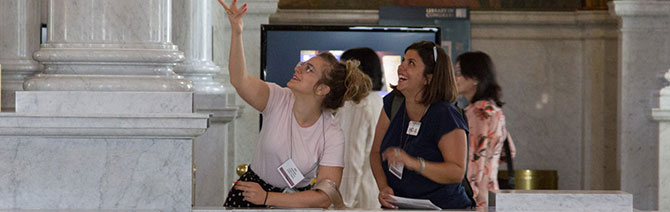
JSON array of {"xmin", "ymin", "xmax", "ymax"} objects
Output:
[{"xmin": 251, "ymin": 82, "xmax": 345, "ymax": 188}]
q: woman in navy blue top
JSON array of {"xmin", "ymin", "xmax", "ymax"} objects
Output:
[{"xmin": 370, "ymin": 41, "xmax": 472, "ymax": 209}]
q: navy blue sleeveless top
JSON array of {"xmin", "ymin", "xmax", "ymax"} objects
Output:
[{"xmin": 380, "ymin": 93, "xmax": 471, "ymax": 209}]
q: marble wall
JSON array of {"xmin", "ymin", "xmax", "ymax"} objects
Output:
[
  {"xmin": 0, "ymin": 1, "xmax": 212, "ymax": 211},
  {"xmin": 0, "ymin": 137, "xmax": 192, "ymax": 212}
]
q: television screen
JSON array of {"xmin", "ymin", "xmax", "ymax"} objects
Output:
[{"xmin": 261, "ymin": 25, "xmax": 441, "ymax": 94}]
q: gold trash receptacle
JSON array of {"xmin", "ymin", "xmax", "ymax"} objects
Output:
[{"xmin": 498, "ymin": 169, "xmax": 558, "ymax": 190}]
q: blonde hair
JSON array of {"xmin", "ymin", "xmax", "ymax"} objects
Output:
[{"xmin": 316, "ymin": 52, "xmax": 372, "ymax": 110}]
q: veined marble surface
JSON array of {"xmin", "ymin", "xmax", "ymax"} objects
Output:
[
  {"xmin": 47, "ymin": 0, "xmax": 171, "ymax": 43},
  {"xmin": 0, "ymin": 137, "xmax": 192, "ymax": 212},
  {"xmin": 0, "ymin": 210, "xmax": 157, "ymax": 212},
  {"xmin": 28, "ymin": 0, "xmax": 190, "ymax": 92},
  {"xmin": 0, "ymin": 209, "xmax": 161, "ymax": 212},
  {"xmin": 0, "ymin": 112, "xmax": 209, "ymax": 138},
  {"xmin": 22, "ymin": 74, "xmax": 193, "ymax": 92},
  {"xmin": 490, "ymin": 190, "xmax": 633, "ymax": 211},
  {"xmin": 16, "ymin": 91, "xmax": 193, "ymax": 114},
  {"xmin": 173, "ymin": 0, "xmax": 225, "ymax": 94},
  {"xmin": 192, "ymin": 93, "xmax": 239, "ymax": 206}
]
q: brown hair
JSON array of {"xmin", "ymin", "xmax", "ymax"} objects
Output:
[
  {"xmin": 456, "ymin": 51, "xmax": 505, "ymax": 107},
  {"xmin": 316, "ymin": 52, "xmax": 372, "ymax": 110},
  {"xmin": 400, "ymin": 41, "xmax": 458, "ymax": 105}
]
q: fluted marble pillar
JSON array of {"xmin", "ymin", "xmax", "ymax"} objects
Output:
[
  {"xmin": 0, "ymin": 1, "xmax": 211, "ymax": 212},
  {"xmin": 0, "ymin": 0, "xmax": 41, "ymax": 111},
  {"xmin": 610, "ymin": 0, "xmax": 670, "ymax": 210},
  {"xmin": 173, "ymin": 0, "xmax": 227, "ymax": 94},
  {"xmin": 653, "ymin": 70, "xmax": 670, "ymax": 212},
  {"xmin": 26, "ymin": 0, "xmax": 190, "ymax": 92}
]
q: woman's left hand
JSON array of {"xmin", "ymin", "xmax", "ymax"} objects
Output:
[
  {"xmin": 235, "ymin": 181, "xmax": 268, "ymax": 205},
  {"xmin": 382, "ymin": 147, "xmax": 419, "ymax": 171}
]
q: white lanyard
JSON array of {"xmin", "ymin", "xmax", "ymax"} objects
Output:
[{"xmin": 280, "ymin": 112, "xmax": 326, "ymax": 189}]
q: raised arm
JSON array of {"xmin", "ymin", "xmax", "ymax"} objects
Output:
[{"xmin": 218, "ymin": 0, "xmax": 269, "ymax": 111}]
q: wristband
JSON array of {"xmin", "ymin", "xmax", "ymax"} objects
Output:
[{"xmin": 417, "ymin": 157, "xmax": 426, "ymax": 173}]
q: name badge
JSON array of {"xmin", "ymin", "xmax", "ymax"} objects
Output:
[
  {"xmin": 389, "ymin": 162, "xmax": 404, "ymax": 179},
  {"xmin": 277, "ymin": 159, "xmax": 305, "ymax": 188},
  {"xmin": 407, "ymin": 121, "xmax": 421, "ymax": 136}
]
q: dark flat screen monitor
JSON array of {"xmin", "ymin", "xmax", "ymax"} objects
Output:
[{"xmin": 261, "ymin": 25, "xmax": 441, "ymax": 93}]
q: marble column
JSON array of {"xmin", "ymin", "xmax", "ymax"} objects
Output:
[
  {"xmin": 25, "ymin": 0, "xmax": 190, "ymax": 92},
  {"xmin": 0, "ymin": 0, "xmax": 41, "ymax": 112},
  {"xmin": 173, "ymin": 0, "xmax": 226, "ymax": 94},
  {"xmin": 652, "ymin": 69, "xmax": 670, "ymax": 212},
  {"xmin": 172, "ymin": 0, "xmax": 240, "ymax": 206},
  {"xmin": 610, "ymin": 0, "xmax": 670, "ymax": 210},
  {"xmin": 0, "ymin": 1, "xmax": 210, "ymax": 212},
  {"xmin": 211, "ymin": 0, "xmax": 279, "ymax": 200}
]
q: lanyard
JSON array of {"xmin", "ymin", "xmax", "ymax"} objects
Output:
[{"xmin": 399, "ymin": 104, "xmax": 430, "ymax": 149}]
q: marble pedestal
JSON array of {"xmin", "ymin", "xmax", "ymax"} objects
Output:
[
  {"xmin": 0, "ymin": 91, "xmax": 209, "ymax": 212},
  {"xmin": 489, "ymin": 190, "xmax": 633, "ymax": 211}
]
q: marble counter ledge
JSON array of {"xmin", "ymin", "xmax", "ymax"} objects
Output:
[
  {"xmin": 0, "ymin": 210, "xmax": 158, "ymax": 212},
  {"xmin": 193, "ymin": 207, "xmax": 476, "ymax": 212},
  {"xmin": 490, "ymin": 190, "xmax": 633, "ymax": 212},
  {"xmin": 0, "ymin": 112, "xmax": 210, "ymax": 138}
]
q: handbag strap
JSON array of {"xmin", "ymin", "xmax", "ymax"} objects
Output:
[{"xmin": 503, "ymin": 135, "xmax": 515, "ymax": 188}]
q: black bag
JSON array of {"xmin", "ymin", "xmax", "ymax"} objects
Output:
[
  {"xmin": 498, "ymin": 137, "xmax": 515, "ymax": 189},
  {"xmin": 389, "ymin": 94, "xmax": 476, "ymax": 208}
]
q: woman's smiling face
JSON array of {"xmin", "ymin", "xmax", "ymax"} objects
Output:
[{"xmin": 396, "ymin": 49, "xmax": 429, "ymax": 93}]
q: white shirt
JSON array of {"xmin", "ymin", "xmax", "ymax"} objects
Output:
[
  {"xmin": 251, "ymin": 83, "xmax": 345, "ymax": 188},
  {"xmin": 335, "ymin": 93, "xmax": 383, "ymax": 208}
]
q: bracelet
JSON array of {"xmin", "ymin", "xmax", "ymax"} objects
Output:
[
  {"xmin": 264, "ymin": 191, "xmax": 269, "ymax": 205},
  {"xmin": 417, "ymin": 157, "xmax": 426, "ymax": 173}
]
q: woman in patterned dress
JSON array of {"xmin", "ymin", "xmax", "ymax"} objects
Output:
[{"xmin": 455, "ymin": 51, "xmax": 516, "ymax": 208}]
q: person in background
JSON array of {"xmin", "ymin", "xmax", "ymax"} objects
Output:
[
  {"xmin": 370, "ymin": 41, "xmax": 472, "ymax": 209},
  {"xmin": 218, "ymin": 0, "xmax": 372, "ymax": 208},
  {"xmin": 455, "ymin": 51, "xmax": 515, "ymax": 208},
  {"xmin": 336, "ymin": 47, "xmax": 384, "ymax": 209}
]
